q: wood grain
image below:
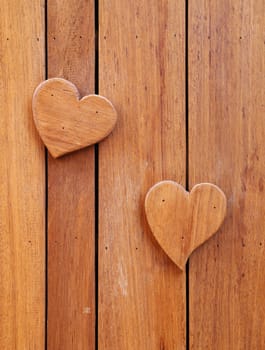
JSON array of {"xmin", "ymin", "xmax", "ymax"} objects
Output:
[
  {"xmin": 145, "ymin": 181, "xmax": 226, "ymax": 270},
  {"xmin": 33, "ymin": 78, "xmax": 117, "ymax": 158},
  {"xmin": 47, "ymin": 1, "xmax": 95, "ymax": 349},
  {"xmin": 0, "ymin": 1, "xmax": 45, "ymax": 348},
  {"xmin": 189, "ymin": 0, "xmax": 265, "ymax": 348},
  {"xmin": 99, "ymin": 1, "xmax": 186, "ymax": 348}
]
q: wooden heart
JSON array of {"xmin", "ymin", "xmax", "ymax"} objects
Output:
[
  {"xmin": 32, "ymin": 78, "xmax": 117, "ymax": 158},
  {"xmin": 145, "ymin": 181, "xmax": 227, "ymax": 270}
]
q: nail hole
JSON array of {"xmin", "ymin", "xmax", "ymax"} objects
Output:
[
  {"xmin": 162, "ymin": 199, "xmax": 165, "ymax": 202},
  {"xmin": 37, "ymin": 37, "xmax": 40, "ymax": 41},
  {"xmin": 53, "ymin": 37, "xmax": 56, "ymax": 40},
  {"xmin": 75, "ymin": 236, "xmax": 78, "ymax": 240},
  {"xmin": 181, "ymin": 236, "xmax": 184, "ymax": 240},
  {"xmin": 105, "ymin": 246, "xmax": 108, "ymax": 250},
  {"xmin": 51, "ymin": 94, "xmax": 54, "ymax": 96}
]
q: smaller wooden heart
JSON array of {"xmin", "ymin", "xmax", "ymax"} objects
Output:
[
  {"xmin": 32, "ymin": 78, "xmax": 117, "ymax": 158},
  {"xmin": 145, "ymin": 181, "xmax": 227, "ymax": 270}
]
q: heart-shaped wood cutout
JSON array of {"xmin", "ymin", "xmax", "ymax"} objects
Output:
[
  {"xmin": 145, "ymin": 181, "xmax": 227, "ymax": 270},
  {"xmin": 32, "ymin": 78, "xmax": 117, "ymax": 158}
]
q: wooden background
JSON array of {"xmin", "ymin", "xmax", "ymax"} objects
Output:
[{"xmin": 0, "ymin": 0, "xmax": 264, "ymax": 349}]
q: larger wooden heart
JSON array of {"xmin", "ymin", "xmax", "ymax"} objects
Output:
[
  {"xmin": 145, "ymin": 181, "xmax": 227, "ymax": 270},
  {"xmin": 32, "ymin": 78, "xmax": 117, "ymax": 158}
]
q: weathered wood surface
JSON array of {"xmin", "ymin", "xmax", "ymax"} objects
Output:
[
  {"xmin": 47, "ymin": 1, "xmax": 95, "ymax": 349},
  {"xmin": 189, "ymin": 0, "xmax": 265, "ymax": 348},
  {"xmin": 0, "ymin": 1, "xmax": 45, "ymax": 348},
  {"xmin": 145, "ymin": 181, "xmax": 226, "ymax": 270},
  {"xmin": 99, "ymin": 1, "xmax": 186, "ymax": 348}
]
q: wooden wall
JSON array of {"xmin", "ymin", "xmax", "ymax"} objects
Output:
[{"xmin": 0, "ymin": 0, "xmax": 264, "ymax": 349}]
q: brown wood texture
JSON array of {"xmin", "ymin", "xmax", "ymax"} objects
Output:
[
  {"xmin": 0, "ymin": 1, "xmax": 45, "ymax": 348},
  {"xmin": 189, "ymin": 0, "xmax": 265, "ymax": 348},
  {"xmin": 145, "ymin": 182, "xmax": 227, "ymax": 270},
  {"xmin": 99, "ymin": 1, "xmax": 186, "ymax": 348},
  {"xmin": 33, "ymin": 78, "xmax": 117, "ymax": 158},
  {"xmin": 47, "ymin": 1, "xmax": 95, "ymax": 349}
]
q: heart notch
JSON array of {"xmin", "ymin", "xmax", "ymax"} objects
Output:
[
  {"xmin": 145, "ymin": 181, "xmax": 227, "ymax": 270},
  {"xmin": 32, "ymin": 78, "xmax": 117, "ymax": 158}
]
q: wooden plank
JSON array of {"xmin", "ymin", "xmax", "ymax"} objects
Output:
[
  {"xmin": 189, "ymin": 0, "xmax": 265, "ymax": 348},
  {"xmin": 99, "ymin": 1, "xmax": 186, "ymax": 349},
  {"xmin": 0, "ymin": 1, "xmax": 45, "ymax": 348},
  {"xmin": 47, "ymin": 1, "xmax": 95, "ymax": 349}
]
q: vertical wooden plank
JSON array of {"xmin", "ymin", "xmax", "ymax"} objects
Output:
[
  {"xmin": 99, "ymin": 1, "xmax": 186, "ymax": 349},
  {"xmin": 189, "ymin": 0, "xmax": 265, "ymax": 348},
  {"xmin": 0, "ymin": 1, "xmax": 45, "ymax": 349},
  {"xmin": 47, "ymin": 1, "xmax": 95, "ymax": 349}
]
